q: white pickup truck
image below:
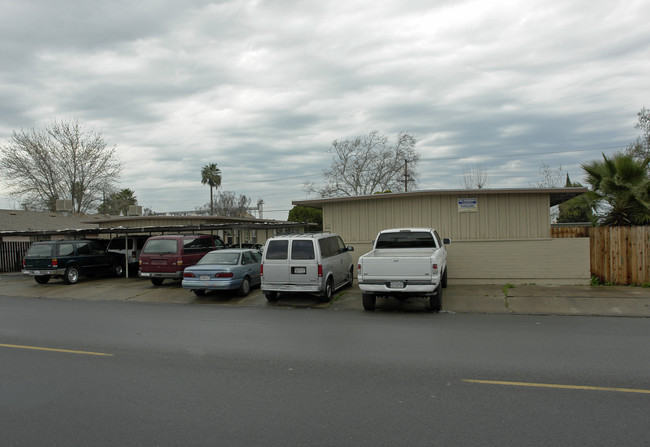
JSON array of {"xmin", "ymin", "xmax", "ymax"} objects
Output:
[{"xmin": 357, "ymin": 228, "xmax": 450, "ymax": 312}]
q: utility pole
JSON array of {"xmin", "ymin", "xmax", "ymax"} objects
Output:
[{"xmin": 404, "ymin": 160, "xmax": 410, "ymax": 192}]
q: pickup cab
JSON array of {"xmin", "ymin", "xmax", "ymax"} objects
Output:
[{"xmin": 357, "ymin": 228, "xmax": 450, "ymax": 312}]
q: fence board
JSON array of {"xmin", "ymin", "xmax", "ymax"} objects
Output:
[{"xmin": 0, "ymin": 241, "xmax": 30, "ymax": 272}]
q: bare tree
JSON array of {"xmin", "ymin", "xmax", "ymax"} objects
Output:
[
  {"xmin": 196, "ymin": 190, "xmax": 251, "ymax": 217},
  {"xmin": 304, "ymin": 130, "xmax": 419, "ymax": 197},
  {"xmin": 461, "ymin": 164, "xmax": 489, "ymax": 189},
  {"xmin": 0, "ymin": 118, "xmax": 122, "ymax": 212},
  {"xmin": 534, "ymin": 161, "xmax": 564, "ymax": 188},
  {"xmin": 625, "ymin": 106, "xmax": 650, "ymax": 160}
]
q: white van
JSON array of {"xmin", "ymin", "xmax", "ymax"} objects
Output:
[
  {"xmin": 107, "ymin": 236, "xmax": 149, "ymax": 270},
  {"xmin": 261, "ymin": 233, "xmax": 354, "ymax": 302}
]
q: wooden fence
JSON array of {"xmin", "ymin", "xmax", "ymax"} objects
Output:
[
  {"xmin": 552, "ymin": 226, "xmax": 650, "ymax": 285},
  {"xmin": 0, "ymin": 241, "xmax": 30, "ymax": 273}
]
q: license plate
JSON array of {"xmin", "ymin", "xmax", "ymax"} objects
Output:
[
  {"xmin": 200, "ymin": 275, "xmax": 210, "ymax": 281},
  {"xmin": 389, "ymin": 281, "xmax": 404, "ymax": 289},
  {"xmin": 292, "ymin": 267, "xmax": 306, "ymax": 274}
]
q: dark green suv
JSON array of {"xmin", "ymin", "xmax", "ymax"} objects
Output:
[{"xmin": 22, "ymin": 240, "xmax": 125, "ymax": 284}]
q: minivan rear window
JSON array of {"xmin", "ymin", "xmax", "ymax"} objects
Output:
[
  {"xmin": 266, "ymin": 240, "xmax": 288, "ymax": 260},
  {"xmin": 291, "ymin": 240, "xmax": 315, "ymax": 260},
  {"xmin": 143, "ymin": 239, "xmax": 178, "ymax": 254}
]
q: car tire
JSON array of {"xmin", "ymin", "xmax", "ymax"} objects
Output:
[
  {"xmin": 193, "ymin": 289, "xmax": 206, "ymax": 296},
  {"xmin": 34, "ymin": 275, "xmax": 50, "ymax": 284},
  {"xmin": 441, "ymin": 268, "xmax": 448, "ymax": 288},
  {"xmin": 319, "ymin": 277, "xmax": 333, "ymax": 302},
  {"xmin": 238, "ymin": 276, "xmax": 251, "ymax": 297},
  {"xmin": 151, "ymin": 278, "xmax": 164, "ymax": 286},
  {"xmin": 63, "ymin": 266, "xmax": 80, "ymax": 285},
  {"xmin": 362, "ymin": 293, "xmax": 376, "ymax": 311},
  {"xmin": 429, "ymin": 285, "xmax": 442, "ymax": 312},
  {"xmin": 264, "ymin": 291, "xmax": 279, "ymax": 302},
  {"xmin": 112, "ymin": 262, "xmax": 124, "ymax": 277},
  {"xmin": 345, "ymin": 267, "xmax": 354, "ymax": 288}
]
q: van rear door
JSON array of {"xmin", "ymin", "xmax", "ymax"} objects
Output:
[
  {"xmin": 289, "ymin": 240, "xmax": 318, "ymax": 286},
  {"xmin": 262, "ymin": 240, "xmax": 290, "ymax": 284}
]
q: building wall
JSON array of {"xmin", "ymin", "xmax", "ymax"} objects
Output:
[
  {"xmin": 323, "ymin": 193, "xmax": 551, "ymax": 242},
  {"xmin": 320, "ymin": 192, "xmax": 590, "ymax": 285}
]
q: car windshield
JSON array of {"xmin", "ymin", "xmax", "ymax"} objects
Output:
[{"xmin": 198, "ymin": 252, "xmax": 241, "ymax": 265}]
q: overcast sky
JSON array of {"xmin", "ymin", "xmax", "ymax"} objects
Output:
[{"xmin": 1, "ymin": 0, "xmax": 649, "ymax": 219}]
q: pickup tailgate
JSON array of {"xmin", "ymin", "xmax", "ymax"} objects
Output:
[{"xmin": 360, "ymin": 249, "xmax": 435, "ymax": 280}]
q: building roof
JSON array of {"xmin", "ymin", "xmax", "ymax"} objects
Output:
[
  {"xmin": 0, "ymin": 209, "xmax": 101, "ymax": 233},
  {"xmin": 293, "ymin": 187, "xmax": 589, "ymax": 208}
]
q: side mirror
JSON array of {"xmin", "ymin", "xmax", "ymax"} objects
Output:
[
  {"xmin": 443, "ymin": 238, "xmax": 451, "ymax": 245},
  {"xmin": 347, "ymin": 246, "xmax": 354, "ymax": 252}
]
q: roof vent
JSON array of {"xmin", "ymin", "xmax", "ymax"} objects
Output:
[{"xmin": 55, "ymin": 199, "xmax": 73, "ymax": 212}]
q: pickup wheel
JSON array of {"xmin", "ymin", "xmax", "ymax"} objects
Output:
[
  {"xmin": 34, "ymin": 275, "xmax": 50, "ymax": 284},
  {"xmin": 362, "ymin": 293, "xmax": 376, "ymax": 311},
  {"xmin": 319, "ymin": 278, "xmax": 334, "ymax": 302},
  {"xmin": 429, "ymin": 285, "xmax": 442, "ymax": 312},
  {"xmin": 441, "ymin": 268, "xmax": 448, "ymax": 288},
  {"xmin": 264, "ymin": 291, "xmax": 279, "ymax": 302},
  {"xmin": 151, "ymin": 278, "xmax": 164, "ymax": 286},
  {"xmin": 63, "ymin": 265, "xmax": 80, "ymax": 285}
]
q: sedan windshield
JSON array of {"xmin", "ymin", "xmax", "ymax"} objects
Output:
[{"xmin": 198, "ymin": 252, "xmax": 240, "ymax": 265}]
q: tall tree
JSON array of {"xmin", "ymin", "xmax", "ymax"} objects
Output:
[
  {"xmin": 98, "ymin": 188, "xmax": 137, "ymax": 215},
  {"xmin": 200, "ymin": 163, "xmax": 222, "ymax": 215},
  {"xmin": 582, "ymin": 153, "xmax": 650, "ymax": 226},
  {"xmin": 288, "ymin": 205, "xmax": 323, "ymax": 231},
  {"xmin": 0, "ymin": 118, "xmax": 122, "ymax": 212},
  {"xmin": 461, "ymin": 164, "xmax": 489, "ymax": 189},
  {"xmin": 557, "ymin": 174, "xmax": 595, "ymax": 223},
  {"xmin": 304, "ymin": 130, "xmax": 419, "ymax": 197},
  {"xmin": 196, "ymin": 190, "xmax": 250, "ymax": 217}
]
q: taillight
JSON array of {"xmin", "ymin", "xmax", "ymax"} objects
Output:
[
  {"xmin": 183, "ymin": 271, "xmax": 195, "ymax": 278},
  {"xmin": 177, "ymin": 257, "xmax": 183, "ymax": 266},
  {"xmin": 432, "ymin": 263, "xmax": 439, "ymax": 274},
  {"xmin": 52, "ymin": 258, "xmax": 58, "ymax": 268},
  {"xmin": 260, "ymin": 264, "xmax": 264, "ymax": 276},
  {"xmin": 318, "ymin": 265, "xmax": 323, "ymax": 277},
  {"xmin": 215, "ymin": 272, "xmax": 234, "ymax": 278},
  {"xmin": 22, "ymin": 258, "xmax": 25, "ymax": 268}
]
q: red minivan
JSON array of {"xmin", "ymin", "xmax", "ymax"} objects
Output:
[{"xmin": 139, "ymin": 234, "xmax": 225, "ymax": 285}]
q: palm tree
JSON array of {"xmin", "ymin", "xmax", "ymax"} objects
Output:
[
  {"xmin": 582, "ymin": 153, "xmax": 650, "ymax": 226},
  {"xmin": 200, "ymin": 163, "xmax": 222, "ymax": 215}
]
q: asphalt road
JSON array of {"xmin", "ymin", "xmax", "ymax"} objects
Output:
[{"xmin": 1, "ymin": 296, "xmax": 649, "ymax": 446}]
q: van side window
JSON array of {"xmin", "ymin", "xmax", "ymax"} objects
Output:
[
  {"xmin": 335, "ymin": 236, "xmax": 346, "ymax": 252},
  {"xmin": 291, "ymin": 240, "xmax": 315, "ymax": 260},
  {"xmin": 266, "ymin": 240, "xmax": 288, "ymax": 260},
  {"xmin": 318, "ymin": 237, "xmax": 337, "ymax": 258}
]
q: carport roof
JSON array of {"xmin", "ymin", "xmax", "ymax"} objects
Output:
[{"xmin": 293, "ymin": 187, "xmax": 588, "ymax": 208}]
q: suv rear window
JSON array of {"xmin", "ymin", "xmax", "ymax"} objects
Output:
[
  {"xmin": 27, "ymin": 244, "xmax": 52, "ymax": 257},
  {"xmin": 266, "ymin": 240, "xmax": 288, "ymax": 260},
  {"xmin": 58, "ymin": 243, "xmax": 75, "ymax": 257},
  {"xmin": 291, "ymin": 240, "xmax": 315, "ymax": 260},
  {"xmin": 143, "ymin": 239, "xmax": 178, "ymax": 254}
]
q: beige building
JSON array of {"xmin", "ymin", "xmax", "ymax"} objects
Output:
[{"xmin": 293, "ymin": 188, "xmax": 590, "ymax": 285}]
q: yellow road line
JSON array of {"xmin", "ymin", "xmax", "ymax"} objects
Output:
[
  {"xmin": 0, "ymin": 343, "xmax": 113, "ymax": 357},
  {"xmin": 463, "ymin": 379, "xmax": 650, "ymax": 395}
]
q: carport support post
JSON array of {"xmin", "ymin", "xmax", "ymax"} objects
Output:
[{"xmin": 124, "ymin": 234, "xmax": 129, "ymax": 278}]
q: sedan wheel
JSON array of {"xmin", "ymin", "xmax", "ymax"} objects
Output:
[
  {"xmin": 238, "ymin": 277, "xmax": 251, "ymax": 297},
  {"xmin": 193, "ymin": 289, "xmax": 206, "ymax": 296}
]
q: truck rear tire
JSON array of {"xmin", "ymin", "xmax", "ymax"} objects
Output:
[
  {"xmin": 63, "ymin": 265, "xmax": 80, "ymax": 284},
  {"xmin": 264, "ymin": 291, "xmax": 279, "ymax": 302},
  {"xmin": 362, "ymin": 293, "xmax": 376, "ymax": 311},
  {"xmin": 34, "ymin": 275, "xmax": 50, "ymax": 284},
  {"xmin": 442, "ymin": 268, "xmax": 448, "ymax": 288},
  {"xmin": 151, "ymin": 278, "xmax": 164, "ymax": 286},
  {"xmin": 429, "ymin": 286, "xmax": 442, "ymax": 312}
]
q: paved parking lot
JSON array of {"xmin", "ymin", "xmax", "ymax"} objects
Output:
[{"xmin": 3, "ymin": 272, "xmax": 650, "ymax": 316}]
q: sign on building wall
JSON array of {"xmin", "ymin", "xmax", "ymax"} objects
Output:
[{"xmin": 458, "ymin": 198, "xmax": 478, "ymax": 213}]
